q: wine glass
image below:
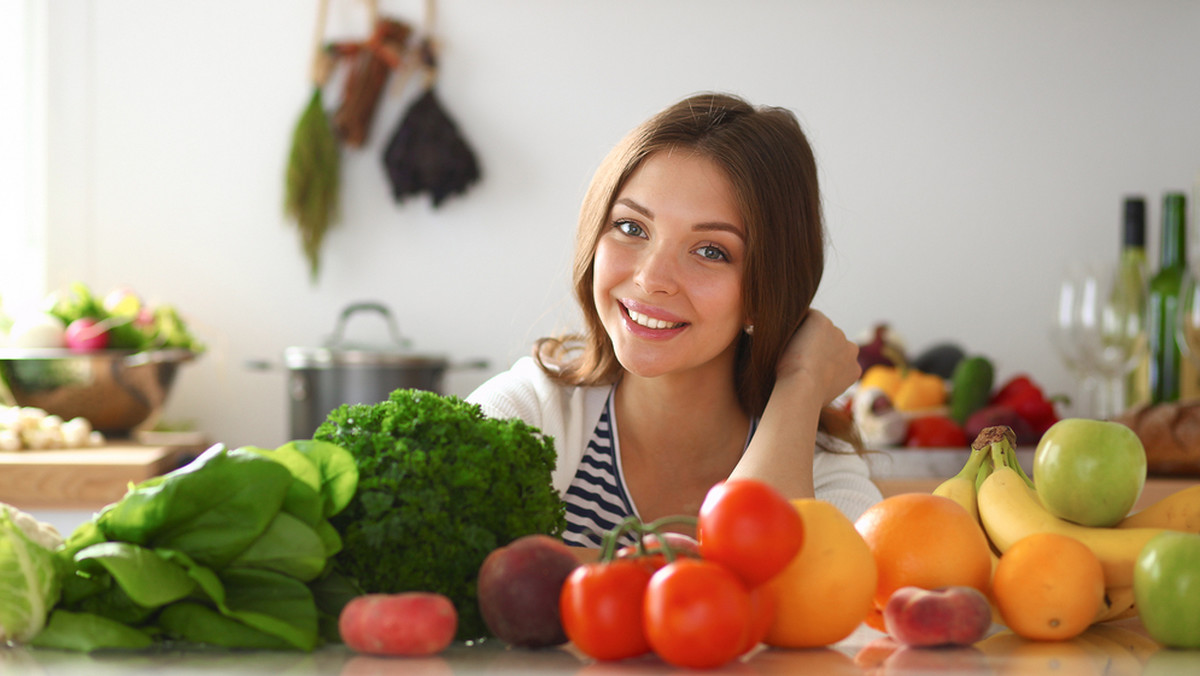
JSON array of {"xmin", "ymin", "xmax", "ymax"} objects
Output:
[
  {"xmin": 1073, "ymin": 261, "xmax": 1146, "ymax": 419},
  {"xmin": 1050, "ymin": 263, "xmax": 1102, "ymax": 417},
  {"xmin": 1177, "ymin": 266, "xmax": 1200, "ymax": 371}
]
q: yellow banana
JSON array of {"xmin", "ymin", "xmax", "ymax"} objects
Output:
[
  {"xmin": 1073, "ymin": 629, "xmax": 1145, "ymax": 674},
  {"xmin": 1093, "ymin": 585, "xmax": 1137, "ymax": 623},
  {"xmin": 977, "ymin": 447, "xmax": 1165, "ymax": 588},
  {"xmin": 1086, "ymin": 622, "xmax": 1161, "ymax": 662},
  {"xmin": 932, "ymin": 442, "xmax": 989, "ymax": 522},
  {"xmin": 1116, "ymin": 484, "xmax": 1200, "ymax": 533}
]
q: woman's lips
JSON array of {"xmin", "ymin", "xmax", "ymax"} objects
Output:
[{"xmin": 619, "ymin": 300, "xmax": 688, "ymax": 339}]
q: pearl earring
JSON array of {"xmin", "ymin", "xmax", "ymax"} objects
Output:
[{"xmin": 743, "ymin": 324, "xmax": 754, "ymax": 336}]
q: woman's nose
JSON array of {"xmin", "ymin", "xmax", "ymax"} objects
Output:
[{"xmin": 633, "ymin": 245, "xmax": 679, "ymax": 295}]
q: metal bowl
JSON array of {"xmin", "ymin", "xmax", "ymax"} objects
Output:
[{"xmin": 0, "ymin": 348, "xmax": 197, "ymax": 436}]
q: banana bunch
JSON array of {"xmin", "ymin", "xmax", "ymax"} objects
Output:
[{"xmin": 932, "ymin": 425, "xmax": 1200, "ymax": 626}]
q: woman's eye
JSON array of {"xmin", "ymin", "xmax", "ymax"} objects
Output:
[
  {"xmin": 614, "ymin": 219, "xmax": 646, "ymax": 238},
  {"xmin": 696, "ymin": 245, "xmax": 730, "ymax": 262}
]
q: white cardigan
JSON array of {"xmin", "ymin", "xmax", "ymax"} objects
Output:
[{"xmin": 466, "ymin": 357, "xmax": 883, "ymax": 523}]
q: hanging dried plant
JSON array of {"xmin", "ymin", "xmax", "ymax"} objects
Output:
[{"xmin": 284, "ymin": 85, "xmax": 341, "ymax": 281}]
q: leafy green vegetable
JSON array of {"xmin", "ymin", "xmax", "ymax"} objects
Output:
[
  {"xmin": 33, "ymin": 440, "xmax": 358, "ymax": 652},
  {"xmin": 0, "ymin": 505, "xmax": 63, "ymax": 644},
  {"xmin": 315, "ymin": 389, "xmax": 565, "ymax": 641},
  {"xmin": 30, "ymin": 609, "xmax": 154, "ymax": 652},
  {"xmin": 45, "ymin": 281, "xmax": 205, "ymax": 353}
]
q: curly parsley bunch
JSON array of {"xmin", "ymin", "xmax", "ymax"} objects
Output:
[{"xmin": 316, "ymin": 389, "xmax": 565, "ymax": 640}]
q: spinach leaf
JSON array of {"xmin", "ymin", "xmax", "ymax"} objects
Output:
[
  {"xmin": 278, "ymin": 440, "xmax": 359, "ymax": 517},
  {"xmin": 214, "ymin": 568, "xmax": 319, "ymax": 651},
  {"xmin": 229, "ymin": 511, "xmax": 327, "ymax": 582},
  {"xmin": 96, "ymin": 446, "xmax": 293, "ymax": 568},
  {"xmin": 74, "ymin": 541, "xmax": 195, "ymax": 608},
  {"xmin": 157, "ymin": 602, "xmax": 294, "ymax": 650},
  {"xmin": 31, "ymin": 609, "xmax": 153, "ymax": 652}
]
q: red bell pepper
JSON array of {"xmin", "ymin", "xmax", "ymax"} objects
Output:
[
  {"xmin": 905, "ymin": 415, "xmax": 968, "ymax": 448},
  {"xmin": 990, "ymin": 374, "xmax": 1059, "ymax": 437}
]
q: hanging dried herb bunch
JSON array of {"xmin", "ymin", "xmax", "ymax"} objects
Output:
[
  {"xmin": 283, "ymin": 0, "xmax": 342, "ymax": 282},
  {"xmin": 284, "ymin": 83, "xmax": 341, "ymax": 281},
  {"xmin": 382, "ymin": 38, "xmax": 482, "ymax": 207}
]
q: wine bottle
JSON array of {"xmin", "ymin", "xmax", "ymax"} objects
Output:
[
  {"xmin": 1116, "ymin": 197, "xmax": 1150, "ymax": 410},
  {"xmin": 1147, "ymin": 192, "xmax": 1188, "ymax": 403}
]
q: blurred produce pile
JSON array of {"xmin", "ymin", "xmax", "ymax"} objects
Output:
[
  {"xmin": 847, "ymin": 323, "xmax": 1061, "ymax": 449},
  {"xmin": 0, "ymin": 404, "xmax": 105, "ymax": 451},
  {"xmin": 0, "ymin": 282, "xmax": 204, "ymax": 353}
]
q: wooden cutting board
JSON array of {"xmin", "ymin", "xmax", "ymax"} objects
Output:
[{"xmin": 0, "ymin": 443, "xmax": 196, "ymax": 510}]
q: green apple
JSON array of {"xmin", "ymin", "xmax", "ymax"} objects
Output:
[
  {"xmin": 1134, "ymin": 531, "xmax": 1200, "ymax": 649},
  {"xmin": 1033, "ymin": 418, "xmax": 1146, "ymax": 527}
]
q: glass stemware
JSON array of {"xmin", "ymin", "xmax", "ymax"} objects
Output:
[
  {"xmin": 1051, "ymin": 262, "xmax": 1146, "ymax": 419},
  {"xmin": 1177, "ymin": 266, "xmax": 1200, "ymax": 374}
]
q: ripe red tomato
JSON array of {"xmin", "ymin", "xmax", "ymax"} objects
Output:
[
  {"xmin": 697, "ymin": 479, "xmax": 804, "ymax": 586},
  {"xmin": 559, "ymin": 559, "xmax": 653, "ymax": 661},
  {"xmin": 643, "ymin": 558, "xmax": 753, "ymax": 669}
]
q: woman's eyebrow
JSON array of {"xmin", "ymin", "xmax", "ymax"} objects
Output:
[
  {"xmin": 615, "ymin": 197, "xmax": 653, "ymax": 218},
  {"xmin": 614, "ymin": 197, "xmax": 744, "ymax": 240}
]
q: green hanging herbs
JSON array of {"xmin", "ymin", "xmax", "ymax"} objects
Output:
[{"xmin": 284, "ymin": 87, "xmax": 341, "ymax": 282}]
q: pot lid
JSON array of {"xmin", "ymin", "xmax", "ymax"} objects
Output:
[{"xmin": 283, "ymin": 302, "xmax": 449, "ymax": 368}]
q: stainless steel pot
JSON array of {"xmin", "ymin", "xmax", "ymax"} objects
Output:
[{"xmin": 255, "ymin": 302, "xmax": 486, "ymax": 440}]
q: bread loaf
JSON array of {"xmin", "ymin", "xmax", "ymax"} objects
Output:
[{"xmin": 1113, "ymin": 401, "xmax": 1200, "ymax": 476}]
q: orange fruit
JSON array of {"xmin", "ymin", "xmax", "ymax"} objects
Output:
[
  {"xmin": 760, "ymin": 499, "xmax": 877, "ymax": 648},
  {"xmin": 854, "ymin": 493, "xmax": 993, "ymax": 609},
  {"xmin": 991, "ymin": 532, "xmax": 1105, "ymax": 641}
]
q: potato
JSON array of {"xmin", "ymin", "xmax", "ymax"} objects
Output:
[{"xmin": 339, "ymin": 592, "xmax": 457, "ymax": 656}]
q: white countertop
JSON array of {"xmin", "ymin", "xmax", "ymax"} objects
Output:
[{"xmin": 3, "ymin": 618, "xmax": 1196, "ymax": 676}]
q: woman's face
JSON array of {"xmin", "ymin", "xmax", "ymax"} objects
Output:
[{"xmin": 592, "ymin": 150, "xmax": 748, "ymax": 380}]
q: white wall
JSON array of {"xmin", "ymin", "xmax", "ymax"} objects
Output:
[{"xmin": 23, "ymin": 0, "xmax": 1200, "ymax": 448}]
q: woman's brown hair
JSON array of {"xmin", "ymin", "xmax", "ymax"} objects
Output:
[{"xmin": 536, "ymin": 92, "xmax": 856, "ymax": 442}]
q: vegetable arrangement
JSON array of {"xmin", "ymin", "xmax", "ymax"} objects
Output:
[
  {"xmin": 557, "ymin": 479, "xmax": 804, "ymax": 670},
  {"xmin": 314, "ymin": 388, "xmax": 565, "ymax": 641},
  {"xmin": 847, "ymin": 328, "xmax": 1061, "ymax": 449},
  {"xmin": 3, "ymin": 440, "xmax": 358, "ymax": 652},
  {"xmin": 1, "ymin": 282, "xmax": 204, "ymax": 354}
]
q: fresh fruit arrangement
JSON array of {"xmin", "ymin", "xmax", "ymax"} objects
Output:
[
  {"xmin": 918, "ymin": 422, "xmax": 1200, "ymax": 649},
  {"xmin": 0, "ymin": 282, "xmax": 204, "ymax": 353},
  {"xmin": 848, "ymin": 323, "xmax": 1060, "ymax": 449},
  {"xmin": 556, "ymin": 479, "xmax": 810, "ymax": 669}
]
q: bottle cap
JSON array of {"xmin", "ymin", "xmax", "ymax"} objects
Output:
[{"xmin": 1123, "ymin": 197, "xmax": 1146, "ymax": 248}]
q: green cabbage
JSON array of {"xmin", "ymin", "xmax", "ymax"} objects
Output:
[{"xmin": 0, "ymin": 504, "xmax": 63, "ymax": 644}]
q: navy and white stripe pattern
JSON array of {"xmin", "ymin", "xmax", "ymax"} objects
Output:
[{"xmin": 562, "ymin": 390, "xmax": 640, "ymax": 548}]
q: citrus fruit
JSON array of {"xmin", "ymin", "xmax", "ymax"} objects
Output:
[
  {"xmin": 854, "ymin": 493, "xmax": 993, "ymax": 609},
  {"xmin": 760, "ymin": 499, "xmax": 877, "ymax": 648},
  {"xmin": 991, "ymin": 532, "xmax": 1105, "ymax": 641}
]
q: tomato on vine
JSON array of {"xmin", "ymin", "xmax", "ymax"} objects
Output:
[
  {"xmin": 697, "ymin": 479, "xmax": 805, "ymax": 586},
  {"xmin": 643, "ymin": 558, "xmax": 753, "ymax": 669},
  {"xmin": 559, "ymin": 557, "xmax": 653, "ymax": 661}
]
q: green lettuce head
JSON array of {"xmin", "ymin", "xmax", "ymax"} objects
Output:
[{"xmin": 1, "ymin": 504, "xmax": 63, "ymax": 644}]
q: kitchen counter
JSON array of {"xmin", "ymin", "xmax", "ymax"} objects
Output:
[{"xmin": 2, "ymin": 618, "xmax": 1197, "ymax": 675}]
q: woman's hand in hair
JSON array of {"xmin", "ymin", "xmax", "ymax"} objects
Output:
[{"xmin": 774, "ymin": 309, "xmax": 861, "ymax": 406}]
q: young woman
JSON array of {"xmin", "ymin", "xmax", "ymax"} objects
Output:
[{"xmin": 468, "ymin": 92, "xmax": 882, "ymax": 549}]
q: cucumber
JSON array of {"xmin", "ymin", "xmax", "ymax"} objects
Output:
[{"xmin": 948, "ymin": 356, "xmax": 995, "ymax": 425}]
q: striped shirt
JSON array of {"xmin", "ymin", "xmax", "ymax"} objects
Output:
[
  {"xmin": 562, "ymin": 388, "xmax": 758, "ymax": 548},
  {"xmin": 562, "ymin": 389, "xmax": 638, "ymax": 548}
]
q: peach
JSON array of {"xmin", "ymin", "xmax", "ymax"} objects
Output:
[{"xmin": 882, "ymin": 586, "xmax": 992, "ymax": 647}]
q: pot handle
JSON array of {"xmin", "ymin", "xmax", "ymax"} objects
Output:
[{"xmin": 325, "ymin": 301, "xmax": 412, "ymax": 350}]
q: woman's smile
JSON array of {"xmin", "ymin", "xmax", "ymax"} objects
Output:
[{"xmin": 620, "ymin": 299, "xmax": 689, "ymax": 338}]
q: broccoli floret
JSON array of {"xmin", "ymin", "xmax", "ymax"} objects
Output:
[{"xmin": 315, "ymin": 389, "xmax": 565, "ymax": 641}]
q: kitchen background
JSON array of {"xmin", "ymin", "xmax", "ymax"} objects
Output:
[{"xmin": 2, "ymin": 0, "xmax": 1199, "ymax": 449}]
